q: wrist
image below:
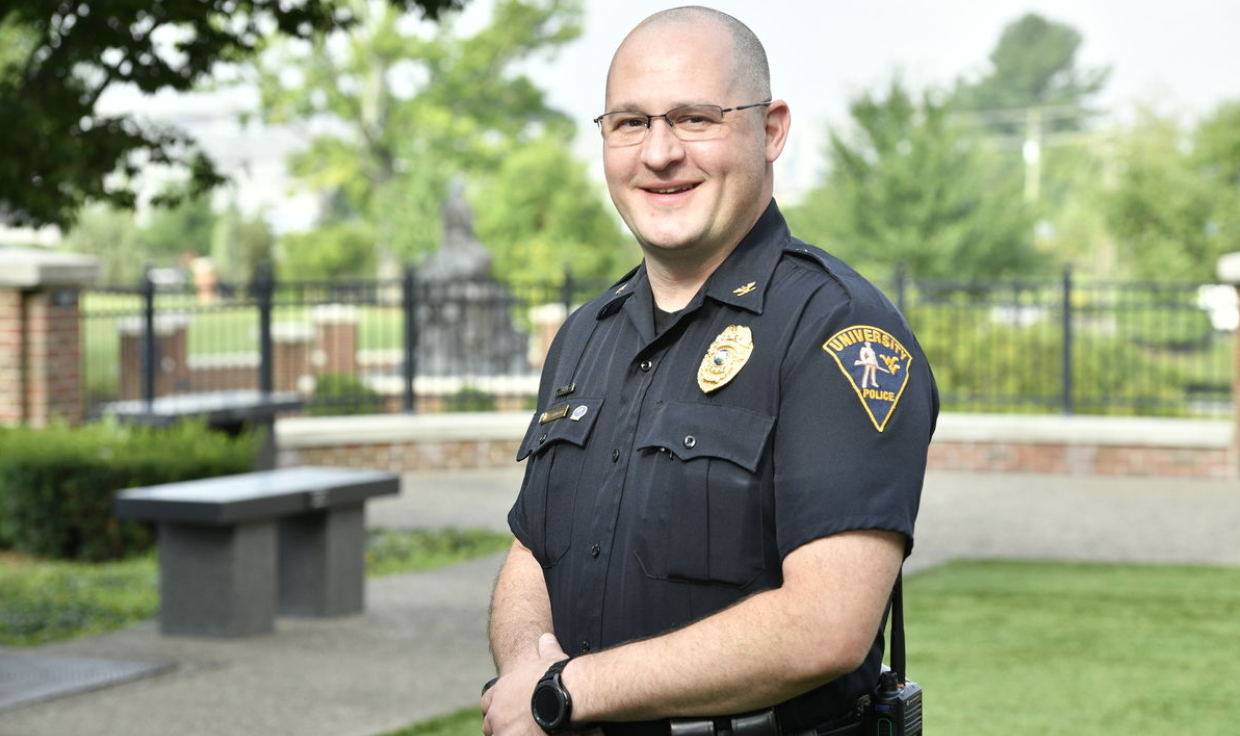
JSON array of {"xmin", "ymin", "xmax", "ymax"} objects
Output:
[
  {"xmin": 531, "ymin": 658, "xmax": 574, "ymax": 734},
  {"xmin": 559, "ymin": 657, "xmax": 588, "ymax": 726}
]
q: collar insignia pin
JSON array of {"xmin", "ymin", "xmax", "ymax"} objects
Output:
[
  {"xmin": 733, "ymin": 281, "xmax": 757, "ymax": 297},
  {"xmin": 697, "ymin": 325, "xmax": 754, "ymax": 393}
]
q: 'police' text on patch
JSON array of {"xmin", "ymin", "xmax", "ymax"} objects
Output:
[{"xmin": 821, "ymin": 326, "xmax": 913, "ymax": 432}]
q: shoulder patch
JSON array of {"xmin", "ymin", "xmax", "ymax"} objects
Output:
[{"xmin": 822, "ymin": 325, "xmax": 913, "ymax": 432}]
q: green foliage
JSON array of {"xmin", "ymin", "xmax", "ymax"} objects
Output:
[
  {"xmin": 0, "ymin": 420, "xmax": 258, "ymax": 562},
  {"xmin": 211, "ymin": 204, "xmax": 276, "ymax": 284},
  {"xmin": 278, "ymin": 221, "xmax": 378, "ymax": 280},
  {"xmin": 474, "ymin": 133, "xmax": 634, "ymax": 283},
  {"xmin": 953, "ymin": 13, "xmax": 1109, "ymax": 130},
  {"xmin": 911, "ymin": 561, "xmax": 1240, "ymax": 734},
  {"xmin": 0, "ymin": 551, "xmax": 160, "ymax": 647},
  {"xmin": 59, "ymin": 203, "xmax": 145, "ymax": 284},
  {"xmin": 139, "ymin": 192, "xmax": 219, "ymax": 262},
  {"xmin": 786, "ymin": 79, "xmax": 1043, "ymax": 281},
  {"xmin": 0, "ymin": 526, "xmax": 509, "ymax": 646},
  {"xmin": 1105, "ymin": 103, "xmax": 1240, "ymax": 282},
  {"xmin": 374, "ymin": 708, "xmax": 482, "ymax": 736},
  {"xmin": 309, "ymin": 372, "xmax": 386, "ymax": 416},
  {"xmin": 365, "ymin": 527, "xmax": 511, "ymax": 577},
  {"xmin": 0, "ymin": 0, "xmax": 464, "ymax": 229},
  {"xmin": 910, "ymin": 296, "xmax": 1192, "ymax": 416},
  {"xmin": 255, "ymin": 0, "xmax": 588, "ymax": 271},
  {"xmin": 443, "ymin": 385, "xmax": 497, "ymax": 412}
]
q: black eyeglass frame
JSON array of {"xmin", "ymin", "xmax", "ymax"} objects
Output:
[{"xmin": 592, "ymin": 100, "xmax": 773, "ymax": 144}]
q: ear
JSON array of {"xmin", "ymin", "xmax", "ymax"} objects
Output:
[{"xmin": 763, "ymin": 99, "xmax": 791, "ymax": 163}]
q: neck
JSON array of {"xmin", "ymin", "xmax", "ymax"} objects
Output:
[{"xmin": 645, "ymin": 243, "xmax": 736, "ymax": 311}]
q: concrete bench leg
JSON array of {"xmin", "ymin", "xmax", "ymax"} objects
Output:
[
  {"xmin": 158, "ymin": 522, "xmax": 277, "ymax": 637},
  {"xmin": 277, "ymin": 505, "xmax": 366, "ymax": 617}
]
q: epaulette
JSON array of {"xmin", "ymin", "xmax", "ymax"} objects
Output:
[{"xmin": 782, "ymin": 240, "xmax": 836, "ymax": 272}]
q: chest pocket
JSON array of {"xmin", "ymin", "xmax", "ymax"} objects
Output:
[
  {"xmin": 515, "ymin": 397, "xmax": 604, "ymax": 568},
  {"xmin": 633, "ymin": 402, "xmax": 775, "ymax": 587}
]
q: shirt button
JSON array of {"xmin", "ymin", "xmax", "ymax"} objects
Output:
[
  {"xmin": 639, "ymin": 359, "xmax": 653, "ymax": 372},
  {"xmin": 580, "ymin": 641, "xmax": 591, "ymax": 653},
  {"xmin": 683, "ymin": 435, "xmax": 696, "ymax": 449},
  {"xmin": 590, "ymin": 543, "xmax": 601, "ymax": 558},
  {"xmin": 611, "ymin": 449, "xmax": 620, "ymax": 462}
]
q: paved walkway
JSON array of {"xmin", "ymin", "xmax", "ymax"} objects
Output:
[{"xmin": 2, "ymin": 469, "xmax": 1238, "ymax": 736}]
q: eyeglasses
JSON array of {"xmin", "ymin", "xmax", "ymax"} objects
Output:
[{"xmin": 593, "ymin": 101, "xmax": 772, "ymax": 147}]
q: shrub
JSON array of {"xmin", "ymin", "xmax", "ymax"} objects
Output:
[
  {"xmin": 0, "ymin": 420, "xmax": 258, "ymax": 561},
  {"xmin": 309, "ymin": 373, "xmax": 385, "ymax": 416},
  {"xmin": 444, "ymin": 385, "xmax": 496, "ymax": 412}
]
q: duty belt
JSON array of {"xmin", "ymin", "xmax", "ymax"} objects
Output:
[{"xmin": 667, "ymin": 704, "xmax": 864, "ymax": 736}]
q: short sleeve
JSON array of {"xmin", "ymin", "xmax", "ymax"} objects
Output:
[{"xmin": 772, "ymin": 289, "xmax": 938, "ymax": 559}]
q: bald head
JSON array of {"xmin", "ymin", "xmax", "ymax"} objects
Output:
[{"xmin": 606, "ymin": 6, "xmax": 771, "ymax": 104}]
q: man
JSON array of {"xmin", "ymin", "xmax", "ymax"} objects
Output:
[{"xmin": 482, "ymin": 7, "xmax": 938, "ymax": 736}]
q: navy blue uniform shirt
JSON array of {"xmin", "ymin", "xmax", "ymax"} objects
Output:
[{"xmin": 509, "ymin": 201, "xmax": 939, "ymax": 731}]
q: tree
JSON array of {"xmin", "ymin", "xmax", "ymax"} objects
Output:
[
  {"xmin": 255, "ymin": 0, "xmax": 582, "ymax": 271},
  {"xmin": 0, "ymin": 0, "xmax": 466, "ymax": 230},
  {"xmin": 139, "ymin": 191, "xmax": 218, "ymax": 262},
  {"xmin": 58, "ymin": 204, "xmax": 143, "ymax": 284},
  {"xmin": 954, "ymin": 13, "xmax": 1110, "ymax": 132},
  {"xmin": 786, "ymin": 79, "xmax": 1043, "ymax": 282},
  {"xmin": 278, "ymin": 221, "xmax": 377, "ymax": 279},
  {"xmin": 474, "ymin": 133, "xmax": 634, "ymax": 283},
  {"xmin": 1105, "ymin": 102, "xmax": 1240, "ymax": 282},
  {"xmin": 210, "ymin": 203, "xmax": 275, "ymax": 284}
]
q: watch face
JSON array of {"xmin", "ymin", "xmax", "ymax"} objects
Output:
[{"xmin": 533, "ymin": 683, "xmax": 564, "ymax": 729}]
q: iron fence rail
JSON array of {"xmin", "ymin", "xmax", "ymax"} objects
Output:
[{"xmin": 81, "ymin": 268, "xmax": 1236, "ymax": 420}]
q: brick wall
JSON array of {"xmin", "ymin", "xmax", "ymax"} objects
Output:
[
  {"xmin": 927, "ymin": 440, "xmax": 1234, "ymax": 479},
  {"xmin": 0, "ymin": 290, "xmax": 24, "ymax": 424},
  {"xmin": 276, "ymin": 412, "xmax": 1236, "ymax": 478}
]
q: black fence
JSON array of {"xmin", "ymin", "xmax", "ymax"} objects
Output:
[{"xmin": 81, "ymin": 267, "xmax": 1236, "ymax": 420}]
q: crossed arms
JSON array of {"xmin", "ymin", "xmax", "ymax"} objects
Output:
[{"xmin": 481, "ymin": 529, "xmax": 904, "ymax": 736}]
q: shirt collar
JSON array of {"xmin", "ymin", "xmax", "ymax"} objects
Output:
[
  {"xmin": 700, "ymin": 199, "xmax": 788, "ymax": 316},
  {"xmin": 595, "ymin": 199, "xmax": 789, "ymax": 322}
]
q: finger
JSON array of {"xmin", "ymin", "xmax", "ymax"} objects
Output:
[{"xmin": 537, "ymin": 631, "xmax": 566, "ymax": 659}]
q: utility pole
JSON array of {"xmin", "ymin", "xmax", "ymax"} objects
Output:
[{"xmin": 1022, "ymin": 105, "xmax": 1042, "ymax": 202}]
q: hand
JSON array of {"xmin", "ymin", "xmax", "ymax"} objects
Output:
[{"xmin": 482, "ymin": 632, "xmax": 590, "ymax": 736}]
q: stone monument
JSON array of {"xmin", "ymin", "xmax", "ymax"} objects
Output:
[{"xmin": 416, "ymin": 177, "xmax": 528, "ymax": 377}]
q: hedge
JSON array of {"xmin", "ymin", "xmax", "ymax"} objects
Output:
[{"xmin": 0, "ymin": 420, "xmax": 258, "ymax": 562}]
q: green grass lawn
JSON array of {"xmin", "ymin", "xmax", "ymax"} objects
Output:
[
  {"xmin": 378, "ymin": 560, "xmax": 1240, "ymax": 736},
  {"xmin": 0, "ymin": 527, "xmax": 512, "ymax": 647},
  {"xmin": 908, "ymin": 560, "xmax": 1240, "ymax": 735}
]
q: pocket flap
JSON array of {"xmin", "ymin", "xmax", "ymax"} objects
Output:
[
  {"xmin": 635, "ymin": 401, "xmax": 774, "ymax": 473},
  {"xmin": 516, "ymin": 397, "xmax": 605, "ymax": 461}
]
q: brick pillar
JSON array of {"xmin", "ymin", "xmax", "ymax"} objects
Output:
[
  {"xmin": 272, "ymin": 322, "xmax": 314, "ymax": 393},
  {"xmin": 312, "ymin": 304, "xmax": 358, "ymax": 376},
  {"xmin": 0, "ymin": 248, "xmax": 101, "ymax": 427},
  {"xmin": 528, "ymin": 303, "xmax": 567, "ymax": 370},
  {"xmin": 1216, "ymin": 252, "xmax": 1240, "ymax": 472},
  {"xmin": 118, "ymin": 314, "xmax": 191, "ymax": 400}
]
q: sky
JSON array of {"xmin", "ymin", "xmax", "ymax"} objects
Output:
[{"xmin": 83, "ymin": 0, "xmax": 1240, "ymax": 234}]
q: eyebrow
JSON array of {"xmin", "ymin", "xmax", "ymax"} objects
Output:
[{"xmin": 603, "ymin": 100, "xmax": 707, "ymax": 114}]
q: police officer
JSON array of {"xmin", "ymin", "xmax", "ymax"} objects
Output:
[{"xmin": 481, "ymin": 7, "xmax": 938, "ymax": 736}]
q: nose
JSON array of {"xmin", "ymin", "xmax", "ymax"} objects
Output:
[{"xmin": 640, "ymin": 118, "xmax": 686, "ymax": 171}]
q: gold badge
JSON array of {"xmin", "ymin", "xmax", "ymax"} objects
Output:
[
  {"xmin": 733, "ymin": 282, "xmax": 757, "ymax": 297},
  {"xmin": 697, "ymin": 325, "xmax": 754, "ymax": 393},
  {"xmin": 821, "ymin": 326, "xmax": 913, "ymax": 432}
]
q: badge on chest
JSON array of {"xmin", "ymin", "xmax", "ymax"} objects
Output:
[{"xmin": 698, "ymin": 325, "xmax": 754, "ymax": 394}]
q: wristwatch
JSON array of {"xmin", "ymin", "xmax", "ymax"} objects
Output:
[{"xmin": 531, "ymin": 658, "xmax": 573, "ymax": 733}]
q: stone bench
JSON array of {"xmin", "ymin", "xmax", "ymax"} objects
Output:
[{"xmin": 114, "ymin": 467, "xmax": 400, "ymax": 638}]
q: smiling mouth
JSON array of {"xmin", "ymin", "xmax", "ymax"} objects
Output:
[{"xmin": 645, "ymin": 184, "xmax": 698, "ymax": 194}]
